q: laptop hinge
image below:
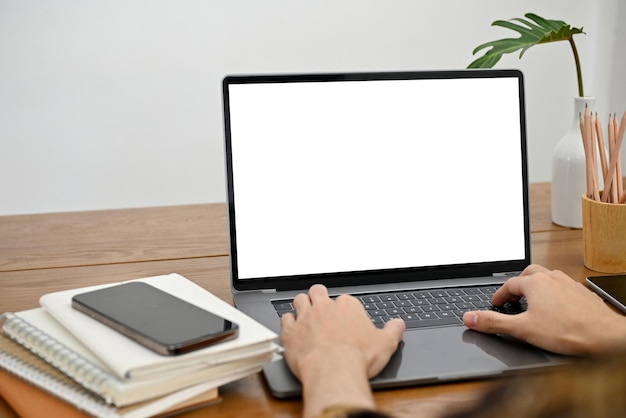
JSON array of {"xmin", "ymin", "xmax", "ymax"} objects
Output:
[
  {"xmin": 231, "ymin": 287, "xmax": 278, "ymax": 295},
  {"xmin": 492, "ymin": 271, "xmax": 521, "ymax": 278}
]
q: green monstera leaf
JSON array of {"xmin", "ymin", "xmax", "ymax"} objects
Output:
[{"xmin": 468, "ymin": 13, "xmax": 586, "ymax": 96}]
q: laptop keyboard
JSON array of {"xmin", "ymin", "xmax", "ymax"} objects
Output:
[{"xmin": 271, "ymin": 285, "xmax": 527, "ymax": 330}]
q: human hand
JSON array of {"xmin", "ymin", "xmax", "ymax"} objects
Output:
[
  {"xmin": 280, "ymin": 284, "xmax": 405, "ymax": 418},
  {"xmin": 463, "ymin": 264, "xmax": 626, "ymax": 356},
  {"xmin": 281, "ymin": 284, "xmax": 405, "ymax": 379}
]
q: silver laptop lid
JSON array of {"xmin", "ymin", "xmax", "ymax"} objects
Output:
[{"xmin": 223, "ymin": 70, "xmax": 530, "ymax": 292}]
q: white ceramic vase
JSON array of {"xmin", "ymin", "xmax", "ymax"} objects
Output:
[{"xmin": 551, "ymin": 96, "xmax": 596, "ymax": 228}]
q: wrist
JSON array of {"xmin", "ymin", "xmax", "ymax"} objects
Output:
[
  {"xmin": 298, "ymin": 346, "xmax": 376, "ymax": 418},
  {"xmin": 602, "ymin": 315, "xmax": 626, "ymax": 354},
  {"xmin": 584, "ymin": 313, "xmax": 626, "ymax": 356},
  {"xmin": 298, "ymin": 344, "xmax": 368, "ymax": 382}
]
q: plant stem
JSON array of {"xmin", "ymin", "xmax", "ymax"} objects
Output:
[{"xmin": 569, "ymin": 37, "xmax": 584, "ymax": 97}]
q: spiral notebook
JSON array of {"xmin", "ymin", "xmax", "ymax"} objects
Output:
[
  {"xmin": 0, "ymin": 334, "xmax": 223, "ymax": 418},
  {"xmin": 0, "ymin": 273, "xmax": 278, "ymax": 415},
  {"xmin": 0, "ymin": 307, "xmax": 268, "ymax": 407}
]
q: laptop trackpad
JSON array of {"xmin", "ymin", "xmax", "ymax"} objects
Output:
[
  {"xmin": 375, "ymin": 327, "xmax": 550, "ymax": 383},
  {"xmin": 263, "ymin": 327, "xmax": 552, "ymax": 398}
]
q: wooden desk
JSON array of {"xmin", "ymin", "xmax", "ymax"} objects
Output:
[{"xmin": 0, "ymin": 183, "xmax": 593, "ymax": 418}]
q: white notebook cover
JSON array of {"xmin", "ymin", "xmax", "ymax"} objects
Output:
[{"xmin": 40, "ymin": 273, "xmax": 278, "ymax": 381}]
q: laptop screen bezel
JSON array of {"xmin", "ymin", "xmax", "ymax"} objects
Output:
[{"xmin": 222, "ymin": 69, "xmax": 531, "ymax": 292}]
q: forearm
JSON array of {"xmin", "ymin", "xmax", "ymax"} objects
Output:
[{"xmin": 298, "ymin": 347, "xmax": 377, "ymax": 418}]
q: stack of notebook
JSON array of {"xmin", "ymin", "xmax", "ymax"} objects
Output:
[{"xmin": 0, "ymin": 274, "xmax": 278, "ymax": 417}]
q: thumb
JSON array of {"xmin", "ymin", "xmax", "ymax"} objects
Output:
[
  {"xmin": 382, "ymin": 318, "xmax": 406, "ymax": 343},
  {"xmin": 463, "ymin": 310, "xmax": 518, "ymax": 335},
  {"xmin": 366, "ymin": 319, "xmax": 405, "ymax": 377}
]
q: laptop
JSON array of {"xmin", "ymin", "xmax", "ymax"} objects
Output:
[{"xmin": 222, "ymin": 69, "xmax": 568, "ymax": 398}]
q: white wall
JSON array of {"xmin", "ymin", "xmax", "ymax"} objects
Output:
[{"xmin": 1, "ymin": 0, "xmax": 625, "ymax": 215}]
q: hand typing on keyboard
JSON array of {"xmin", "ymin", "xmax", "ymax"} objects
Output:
[
  {"xmin": 277, "ymin": 264, "xmax": 626, "ymax": 418},
  {"xmin": 280, "ymin": 284, "xmax": 404, "ymax": 418},
  {"xmin": 463, "ymin": 264, "xmax": 626, "ymax": 356}
]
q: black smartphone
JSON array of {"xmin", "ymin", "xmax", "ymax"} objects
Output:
[
  {"xmin": 71, "ymin": 282, "xmax": 238, "ymax": 356},
  {"xmin": 586, "ymin": 275, "xmax": 626, "ymax": 314}
]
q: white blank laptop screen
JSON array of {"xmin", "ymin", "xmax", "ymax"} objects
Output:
[{"xmin": 226, "ymin": 76, "xmax": 526, "ymax": 280}]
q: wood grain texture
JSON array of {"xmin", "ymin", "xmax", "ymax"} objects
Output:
[
  {"xmin": 0, "ymin": 257, "xmax": 234, "ymax": 314},
  {"xmin": 582, "ymin": 194, "xmax": 626, "ymax": 273},
  {"xmin": 0, "ymin": 203, "xmax": 228, "ymax": 272},
  {"xmin": 531, "ymin": 229, "xmax": 589, "ymax": 281}
]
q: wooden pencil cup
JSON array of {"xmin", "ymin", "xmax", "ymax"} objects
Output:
[{"xmin": 582, "ymin": 194, "xmax": 626, "ymax": 273}]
